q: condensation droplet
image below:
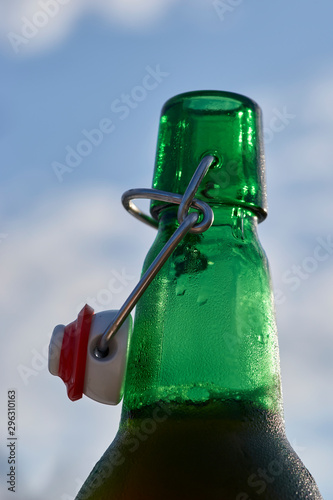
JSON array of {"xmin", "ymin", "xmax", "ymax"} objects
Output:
[
  {"xmin": 197, "ymin": 294, "xmax": 208, "ymax": 306},
  {"xmin": 176, "ymin": 283, "xmax": 186, "ymax": 296}
]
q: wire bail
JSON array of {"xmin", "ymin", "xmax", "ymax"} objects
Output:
[{"xmin": 95, "ymin": 155, "xmax": 215, "ymax": 357}]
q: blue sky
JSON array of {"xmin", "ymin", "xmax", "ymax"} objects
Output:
[{"xmin": 0, "ymin": 1, "xmax": 332, "ymax": 498}]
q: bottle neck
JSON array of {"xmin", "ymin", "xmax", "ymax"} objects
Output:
[{"xmin": 122, "ymin": 205, "xmax": 283, "ymax": 418}]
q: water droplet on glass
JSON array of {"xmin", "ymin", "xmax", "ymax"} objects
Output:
[
  {"xmin": 176, "ymin": 283, "xmax": 186, "ymax": 296},
  {"xmin": 197, "ymin": 294, "xmax": 208, "ymax": 306}
]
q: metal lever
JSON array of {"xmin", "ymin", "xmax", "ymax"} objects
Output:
[{"xmin": 95, "ymin": 155, "xmax": 215, "ymax": 357}]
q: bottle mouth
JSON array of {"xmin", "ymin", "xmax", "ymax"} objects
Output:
[{"xmin": 162, "ymin": 90, "xmax": 261, "ymax": 114}]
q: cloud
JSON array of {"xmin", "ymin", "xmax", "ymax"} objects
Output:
[
  {"xmin": 262, "ymin": 70, "xmax": 333, "ymax": 186},
  {"xmin": 0, "ymin": 185, "xmax": 153, "ymax": 499},
  {"xmin": 93, "ymin": 0, "xmax": 177, "ymax": 26},
  {"xmin": 0, "ymin": 0, "xmax": 178, "ymax": 56},
  {"xmin": 1, "ymin": 184, "xmax": 153, "ymax": 349}
]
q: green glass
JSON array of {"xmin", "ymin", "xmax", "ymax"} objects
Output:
[
  {"xmin": 76, "ymin": 91, "xmax": 322, "ymax": 499},
  {"xmin": 151, "ymin": 90, "xmax": 267, "ymax": 222}
]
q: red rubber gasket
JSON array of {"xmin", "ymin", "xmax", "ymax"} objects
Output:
[{"xmin": 58, "ymin": 304, "xmax": 94, "ymax": 401}]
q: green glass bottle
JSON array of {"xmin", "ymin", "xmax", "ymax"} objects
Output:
[{"xmin": 76, "ymin": 91, "xmax": 323, "ymax": 499}]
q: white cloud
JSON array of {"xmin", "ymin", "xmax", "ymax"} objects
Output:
[
  {"xmin": 93, "ymin": 0, "xmax": 177, "ymax": 26},
  {"xmin": 0, "ymin": 185, "xmax": 154, "ymax": 499},
  {"xmin": 0, "ymin": 185, "xmax": 153, "ymax": 350},
  {"xmin": 0, "ymin": 0, "xmax": 178, "ymax": 56},
  {"xmin": 262, "ymin": 70, "xmax": 333, "ymax": 186}
]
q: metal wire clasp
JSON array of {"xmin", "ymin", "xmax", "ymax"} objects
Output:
[{"xmin": 95, "ymin": 155, "xmax": 215, "ymax": 357}]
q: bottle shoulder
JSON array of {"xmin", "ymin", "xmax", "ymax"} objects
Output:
[{"xmin": 76, "ymin": 402, "xmax": 323, "ymax": 500}]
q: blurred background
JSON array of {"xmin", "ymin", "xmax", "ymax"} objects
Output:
[{"xmin": 0, "ymin": 1, "xmax": 332, "ymax": 498}]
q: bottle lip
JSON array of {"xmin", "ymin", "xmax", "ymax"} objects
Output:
[{"xmin": 161, "ymin": 90, "xmax": 261, "ymax": 115}]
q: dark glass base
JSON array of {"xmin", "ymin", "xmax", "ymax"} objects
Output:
[{"xmin": 76, "ymin": 400, "xmax": 323, "ymax": 500}]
